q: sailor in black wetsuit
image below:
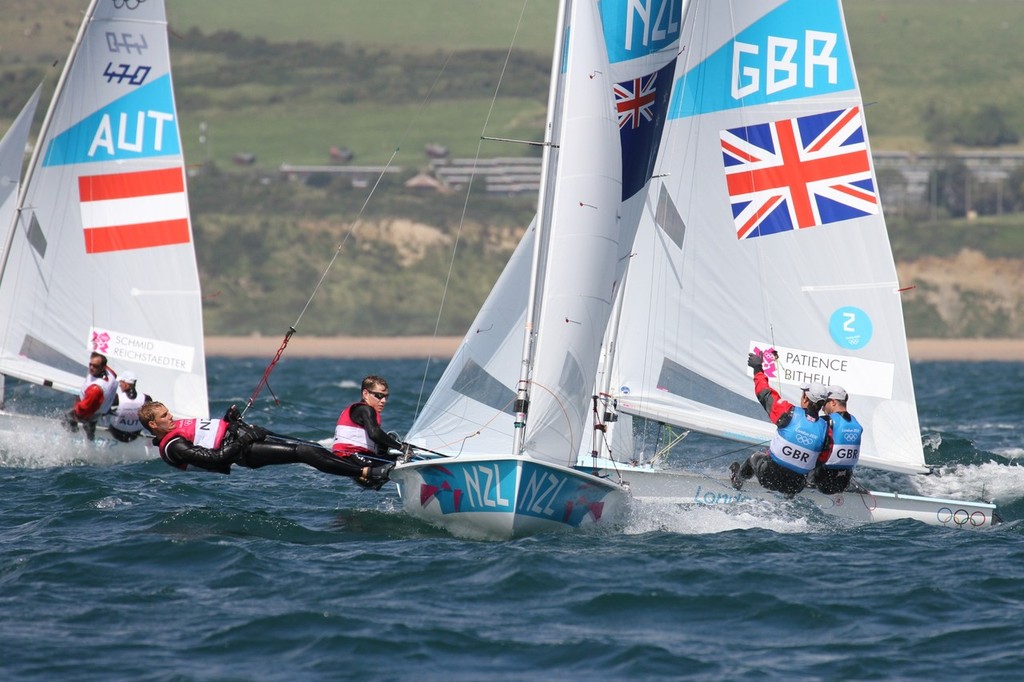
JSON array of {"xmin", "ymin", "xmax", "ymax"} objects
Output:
[{"xmin": 139, "ymin": 401, "xmax": 394, "ymax": 488}]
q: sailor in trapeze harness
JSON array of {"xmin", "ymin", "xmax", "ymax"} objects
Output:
[{"xmin": 140, "ymin": 401, "xmax": 398, "ymax": 489}]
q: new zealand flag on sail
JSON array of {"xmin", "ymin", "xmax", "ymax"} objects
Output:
[
  {"xmin": 615, "ymin": 58, "xmax": 676, "ymax": 201},
  {"xmin": 720, "ymin": 106, "xmax": 878, "ymax": 240}
]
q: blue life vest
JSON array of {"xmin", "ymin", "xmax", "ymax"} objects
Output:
[
  {"xmin": 823, "ymin": 412, "xmax": 863, "ymax": 469},
  {"xmin": 768, "ymin": 407, "xmax": 827, "ymax": 474}
]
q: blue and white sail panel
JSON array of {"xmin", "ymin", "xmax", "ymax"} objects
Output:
[
  {"xmin": 605, "ymin": 0, "xmax": 927, "ymax": 474},
  {"xmin": 669, "ymin": 0, "xmax": 854, "ymax": 119},
  {"xmin": 600, "ymin": 0, "xmax": 682, "ymax": 199},
  {"xmin": 42, "ymin": 74, "xmax": 181, "ymax": 167},
  {"xmin": 0, "ymin": 0, "xmax": 208, "ymax": 419}
]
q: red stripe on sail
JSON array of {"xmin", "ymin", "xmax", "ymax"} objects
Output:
[
  {"xmin": 84, "ymin": 218, "xmax": 190, "ymax": 254},
  {"xmin": 78, "ymin": 167, "xmax": 184, "ymax": 201}
]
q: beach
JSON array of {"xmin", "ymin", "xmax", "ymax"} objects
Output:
[{"xmin": 205, "ymin": 335, "xmax": 1024, "ymax": 361}]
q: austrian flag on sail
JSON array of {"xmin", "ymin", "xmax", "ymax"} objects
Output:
[
  {"xmin": 721, "ymin": 106, "xmax": 878, "ymax": 239},
  {"xmin": 78, "ymin": 167, "xmax": 190, "ymax": 253}
]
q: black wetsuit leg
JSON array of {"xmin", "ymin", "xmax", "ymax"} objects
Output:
[{"xmin": 238, "ymin": 434, "xmax": 364, "ymax": 477}]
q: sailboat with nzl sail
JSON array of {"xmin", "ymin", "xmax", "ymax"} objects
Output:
[
  {"xmin": 0, "ymin": 0, "xmax": 208, "ymax": 457},
  {"xmin": 390, "ymin": 0, "xmax": 682, "ymax": 539}
]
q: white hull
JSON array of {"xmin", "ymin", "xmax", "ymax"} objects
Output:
[
  {"xmin": 391, "ymin": 455, "xmax": 629, "ymax": 540},
  {"xmin": 0, "ymin": 410, "xmax": 156, "ymax": 464},
  {"xmin": 595, "ymin": 461, "xmax": 999, "ymax": 530}
]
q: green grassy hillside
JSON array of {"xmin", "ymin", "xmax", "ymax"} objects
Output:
[{"xmin": 6, "ymin": 1, "xmax": 1024, "ymax": 163}]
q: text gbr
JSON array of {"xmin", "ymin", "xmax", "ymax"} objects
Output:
[{"xmin": 732, "ymin": 30, "xmax": 839, "ymax": 99}]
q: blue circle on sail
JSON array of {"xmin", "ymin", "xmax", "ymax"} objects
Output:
[{"xmin": 830, "ymin": 307, "xmax": 872, "ymax": 349}]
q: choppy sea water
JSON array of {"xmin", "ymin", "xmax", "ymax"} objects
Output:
[{"xmin": 2, "ymin": 357, "xmax": 1023, "ymax": 681}]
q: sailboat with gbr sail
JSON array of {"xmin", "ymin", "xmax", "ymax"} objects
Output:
[
  {"xmin": 0, "ymin": 0, "xmax": 208, "ymax": 456},
  {"xmin": 579, "ymin": 0, "xmax": 998, "ymax": 529}
]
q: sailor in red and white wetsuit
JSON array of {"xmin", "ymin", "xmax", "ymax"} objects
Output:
[
  {"xmin": 332, "ymin": 375, "xmax": 410, "ymax": 487},
  {"xmin": 65, "ymin": 352, "xmax": 118, "ymax": 440},
  {"xmin": 140, "ymin": 402, "xmax": 393, "ymax": 486}
]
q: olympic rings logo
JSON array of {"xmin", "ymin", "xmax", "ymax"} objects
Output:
[{"xmin": 936, "ymin": 507, "xmax": 988, "ymax": 527}]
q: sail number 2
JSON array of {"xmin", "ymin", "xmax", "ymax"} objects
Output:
[{"xmin": 732, "ymin": 31, "xmax": 838, "ymax": 99}]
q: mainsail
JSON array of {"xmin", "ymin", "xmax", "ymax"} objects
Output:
[
  {"xmin": 604, "ymin": 0, "xmax": 926, "ymax": 474},
  {"xmin": 0, "ymin": 0, "xmax": 208, "ymax": 419}
]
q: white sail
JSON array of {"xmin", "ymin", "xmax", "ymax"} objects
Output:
[
  {"xmin": 0, "ymin": 0, "xmax": 208, "ymax": 419},
  {"xmin": 605, "ymin": 0, "xmax": 926, "ymax": 474},
  {"xmin": 0, "ymin": 86, "xmax": 42, "ymax": 264}
]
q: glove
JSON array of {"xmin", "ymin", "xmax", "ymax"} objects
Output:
[
  {"xmin": 63, "ymin": 409, "xmax": 79, "ymax": 432},
  {"xmin": 234, "ymin": 422, "xmax": 267, "ymax": 448},
  {"xmin": 355, "ymin": 463, "xmax": 394, "ymax": 491},
  {"xmin": 401, "ymin": 442, "xmax": 413, "ymax": 458},
  {"xmin": 747, "ymin": 351, "xmax": 763, "ymax": 372},
  {"xmin": 223, "ymin": 404, "xmax": 243, "ymax": 423}
]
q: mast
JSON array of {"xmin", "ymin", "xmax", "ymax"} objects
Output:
[{"xmin": 512, "ymin": 0, "xmax": 573, "ymax": 456}]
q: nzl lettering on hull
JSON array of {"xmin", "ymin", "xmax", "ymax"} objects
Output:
[{"xmin": 415, "ymin": 461, "xmax": 610, "ymax": 527}]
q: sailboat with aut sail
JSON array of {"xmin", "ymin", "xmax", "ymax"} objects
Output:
[
  {"xmin": 0, "ymin": 0, "xmax": 208, "ymax": 455},
  {"xmin": 391, "ymin": 0, "xmax": 683, "ymax": 539},
  {"xmin": 578, "ymin": 0, "xmax": 998, "ymax": 528}
]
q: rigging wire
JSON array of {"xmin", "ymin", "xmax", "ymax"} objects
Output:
[
  {"xmin": 240, "ymin": 45, "xmax": 461, "ymax": 416},
  {"xmin": 412, "ymin": 0, "xmax": 536, "ymax": 419}
]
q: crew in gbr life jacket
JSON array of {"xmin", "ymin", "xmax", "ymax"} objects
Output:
[
  {"xmin": 730, "ymin": 350, "xmax": 831, "ymax": 497},
  {"xmin": 807, "ymin": 384, "xmax": 863, "ymax": 495},
  {"xmin": 64, "ymin": 351, "xmax": 119, "ymax": 440},
  {"xmin": 333, "ymin": 375, "xmax": 410, "ymax": 473},
  {"xmin": 140, "ymin": 401, "xmax": 396, "ymax": 487},
  {"xmin": 107, "ymin": 371, "xmax": 153, "ymax": 443}
]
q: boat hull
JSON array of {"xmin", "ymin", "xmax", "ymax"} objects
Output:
[
  {"xmin": 391, "ymin": 455, "xmax": 629, "ymax": 540},
  {"xmin": 597, "ymin": 463, "xmax": 999, "ymax": 529}
]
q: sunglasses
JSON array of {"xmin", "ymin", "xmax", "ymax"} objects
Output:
[
  {"xmin": 89, "ymin": 362, "xmax": 104, "ymax": 369},
  {"xmin": 368, "ymin": 391, "xmax": 389, "ymax": 400}
]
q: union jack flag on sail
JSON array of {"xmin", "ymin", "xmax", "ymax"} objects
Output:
[
  {"xmin": 720, "ymin": 106, "xmax": 878, "ymax": 240},
  {"xmin": 614, "ymin": 59, "xmax": 676, "ymax": 201}
]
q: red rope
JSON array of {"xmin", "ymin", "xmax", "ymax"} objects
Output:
[{"xmin": 243, "ymin": 327, "xmax": 295, "ymax": 415}]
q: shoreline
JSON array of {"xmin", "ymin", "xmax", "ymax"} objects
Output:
[{"xmin": 204, "ymin": 336, "xmax": 1024, "ymax": 361}]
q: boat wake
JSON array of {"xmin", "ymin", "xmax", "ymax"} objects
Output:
[{"xmin": 0, "ymin": 416, "xmax": 155, "ymax": 468}]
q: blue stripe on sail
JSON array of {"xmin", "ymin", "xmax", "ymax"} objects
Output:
[
  {"xmin": 43, "ymin": 74, "xmax": 180, "ymax": 167},
  {"xmin": 668, "ymin": 0, "xmax": 854, "ymax": 119},
  {"xmin": 601, "ymin": 0, "xmax": 682, "ymax": 64}
]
